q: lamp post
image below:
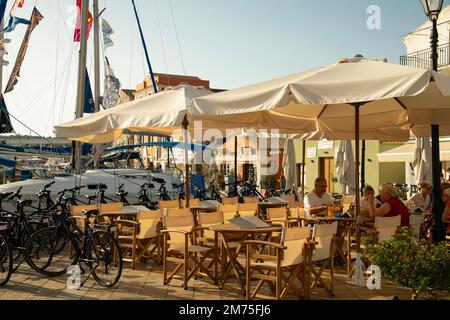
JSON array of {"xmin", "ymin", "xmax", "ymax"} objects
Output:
[{"xmin": 420, "ymin": 0, "xmax": 446, "ymax": 243}]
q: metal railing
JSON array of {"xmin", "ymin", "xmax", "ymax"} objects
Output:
[{"xmin": 400, "ymin": 43, "xmax": 450, "ymax": 69}]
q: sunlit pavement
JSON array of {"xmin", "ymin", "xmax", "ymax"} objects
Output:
[{"xmin": 3, "ymin": 260, "xmax": 445, "ymax": 301}]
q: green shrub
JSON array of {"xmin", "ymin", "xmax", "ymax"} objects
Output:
[{"xmin": 364, "ymin": 227, "xmax": 450, "ymax": 300}]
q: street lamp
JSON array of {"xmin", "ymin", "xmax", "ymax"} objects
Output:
[{"xmin": 420, "ymin": 0, "xmax": 446, "ymax": 243}]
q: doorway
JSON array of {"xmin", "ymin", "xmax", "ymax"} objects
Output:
[{"xmin": 319, "ymin": 157, "xmax": 335, "ymax": 193}]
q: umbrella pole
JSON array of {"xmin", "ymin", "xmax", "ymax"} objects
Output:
[
  {"xmin": 234, "ymin": 135, "xmax": 238, "ymax": 197},
  {"xmin": 347, "ymin": 103, "xmax": 366, "ymax": 287},
  {"xmin": 301, "ymin": 140, "xmax": 306, "ymax": 200},
  {"xmin": 183, "ymin": 117, "xmax": 190, "ymax": 208},
  {"xmin": 361, "ymin": 140, "xmax": 366, "ymax": 196}
]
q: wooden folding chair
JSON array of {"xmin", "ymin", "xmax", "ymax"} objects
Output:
[
  {"xmin": 245, "ymin": 227, "xmax": 313, "ymax": 300},
  {"xmin": 159, "ymin": 199, "xmax": 180, "ymax": 210},
  {"xmin": 244, "ymin": 196, "xmax": 260, "ymax": 203},
  {"xmin": 162, "ymin": 214, "xmax": 215, "ymax": 289},
  {"xmin": 281, "ymin": 194, "xmax": 296, "ymax": 205},
  {"xmin": 219, "ymin": 204, "xmax": 239, "ymax": 222},
  {"xmin": 238, "ymin": 203, "xmax": 259, "ymax": 217},
  {"xmin": 162, "ymin": 207, "xmax": 192, "ymax": 217},
  {"xmin": 70, "ymin": 204, "xmax": 98, "ymax": 234},
  {"xmin": 223, "ymin": 197, "xmax": 239, "ymax": 205},
  {"xmin": 266, "ymin": 207, "xmax": 289, "ymax": 226},
  {"xmin": 115, "ymin": 210, "xmax": 162, "ymax": 269},
  {"xmin": 310, "ymin": 222, "xmax": 338, "ymax": 296}
]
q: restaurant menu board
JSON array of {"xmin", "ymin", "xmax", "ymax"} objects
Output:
[{"xmin": 229, "ymin": 216, "xmax": 271, "ymax": 229}]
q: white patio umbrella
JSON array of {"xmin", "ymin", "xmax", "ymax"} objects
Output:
[
  {"xmin": 335, "ymin": 140, "xmax": 356, "ymax": 195},
  {"xmin": 412, "ymin": 137, "xmax": 432, "ymax": 185},
  {"xmin": 193, "ymin": 55, "xmax": 450, "ymax": 286},
  {"xmin": 282, "ymin": 138, "xmax": 297, "ymax": 192}
]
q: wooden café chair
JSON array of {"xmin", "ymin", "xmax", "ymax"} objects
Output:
[{"xmin": 245, "ymin": 227, "xmax": 313, "ymax": 300}]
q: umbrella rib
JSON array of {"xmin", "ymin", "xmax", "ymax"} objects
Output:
[
  {"xmin": 317, "ymin": 105, "xmax": 328, "ymax": 120},
  {"xmin": 394, "ymin": 98, "xmax": 407, "ymax": 110}
]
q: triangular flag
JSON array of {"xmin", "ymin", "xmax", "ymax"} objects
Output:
[
  {"xmin": 1, "ymin": 15, "xmax": 31, "ymax": 33},
  {"xmin": 84, "ymin": 68, "xmax": 95, "ymax": 113},
  {"xmin": 13, "ymin": 0, "xmax": 25, "ymax": 9},
  {"xmin": 0, "ymin": 95, "xmax": 14, "ymax": 133}
]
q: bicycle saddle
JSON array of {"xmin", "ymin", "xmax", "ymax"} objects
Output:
[
  {"xmin": 85, "ymin": 195, "xmax": 97, "ymax": 201},
  {"xmin": 153, "ymin": 178, "xmax": 165, "ymax": 184},
  {"xmin": 18, "ymin": 199, "xmax": 33, "ymax": 207}
]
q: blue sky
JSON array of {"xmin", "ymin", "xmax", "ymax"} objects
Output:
[{"xmin": 2, "ymin": 0, "xmax": 449, "ymax": 136}]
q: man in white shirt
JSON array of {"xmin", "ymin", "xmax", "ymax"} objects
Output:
[{"xmin": 304, "ymin": 177, "xmax": 335, "ymax": 217}]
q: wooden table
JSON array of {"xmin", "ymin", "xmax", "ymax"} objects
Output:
[
  {"xmin": 99, "ymin": 205, "xmax": 151, "ymax": 223},
  {"xmin": 209, "ymin": 224, "xmax": 283, "ymax": 295}
]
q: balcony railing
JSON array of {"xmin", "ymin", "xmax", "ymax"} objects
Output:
[{"xmin": 400, "ymin": 43, "xmax": 450, "ymax": 69}]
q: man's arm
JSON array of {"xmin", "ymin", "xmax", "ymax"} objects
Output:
[{"xmin": 368, "ymin": 200, "xmax": 391, "ymax": 218}]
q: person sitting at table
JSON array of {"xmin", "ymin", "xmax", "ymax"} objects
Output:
[
  {"xmin": 304, "ymin": 177, "xmax": 334, "ymax": 217},
  {"xmin": 367, "ymin": 184, "xmax": 409, "ymax": 227},
  {"xmin": 407, "ymin": 181, "xmax": 432, "ymax": 212},
  {"xmin": 360, "ymin": 185, "xmax": 382, "ymax": 214}
]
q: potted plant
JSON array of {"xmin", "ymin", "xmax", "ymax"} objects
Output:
[{"xmin": 364, "ymin": 228, "xmax": 450, "ymax": 300}]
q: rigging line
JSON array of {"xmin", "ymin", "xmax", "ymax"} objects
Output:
[
  {"xmin": 168, "ymin": 0, "xmax": 186, "ymax": 75},
  {"xmin": 128, "ymin": 1, "xmax": 135, "ymax": 88},
  {"xmin": 51, "ymin": 0, "xmax": 61, "ymax": 137},
  {"xmin": 135, "ymin": 0, "xmax": 148, "ymax": 81},
  {"xmin": 155, "ymin": 0, "xmax": 170, "ymax": 85},
  {"xmin": 59, "ymin": 43, "xmax": 76, "ymax": 125},
  {"xmin": 7, "ymin": 112, "xmax": 54, "ymax": 144}
]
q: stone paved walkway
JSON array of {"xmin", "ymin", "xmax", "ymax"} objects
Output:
[{"xmin": 0, "ymin": 261, "xmax": 431, "ymax": 300}]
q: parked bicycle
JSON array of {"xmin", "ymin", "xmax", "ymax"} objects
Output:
[
  {"xmin": 24, "ymin": 187, "xmax": 123, "ymax": 288},
  {"xmin": 0, "ymin": 222, "xmax": 12, "ymax": 286}
]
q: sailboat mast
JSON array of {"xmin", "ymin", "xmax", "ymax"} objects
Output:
[
  {"xmin": 74, "ymin": 0, "xmax": 90, "ymax": 173},
  {"xmin": 0, "ymin": 16, "xmax": 4, "ymax": 91},
  {"xmin": 131, "ymin": 0, "xmax": 158, "ymax": 94},
  {"xmin": 92, "ymin": 0, "xmax": 101, "ymax": 169}
]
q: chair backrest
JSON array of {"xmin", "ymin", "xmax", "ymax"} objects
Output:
[
  {"xmin": 238, "ymin": 203, "xmax": 258, "ymax": 216},
  {"xmin": 267, "ymin": 207, "xmax": 288, "ymax": 222},
  {"xmin": 137, "ymin": 210, "xmax": 161, "ymax": 239},
  {"xmin": 70, "ymin": 204, "xmax": 98, "ymax": 229},
  {"xmin": 409, "ymin": 214, "xmax": 425, "ymax": 238},
  {"xmin": 163, "ymin": 214, "xmax": 195, "ymax": 244},
  {"xmin": 219, "ymin": 204, "xmax": 238, "ymax": 222},
  {"xmin": 280, "ymin": 227, "xmax": 311, "ymax": 267},
  {"xmin": 374, "ymin": 215, "xmax": 401, "ymax": 242},
  {"xmin": 223, "ymin": 197, "xmax": 238, "ymax": 205},
  {"xmin": 197, "ymin": 211, "xmax": 224, "ymax": 240},
  {"xmin": 289, "ymin": 201, "xmax": 304, "ymax": 209},
  {"xmin": 312, "ymin": 222, "xmax": 338, "ymax": 261},
  {"xmin": 188, "ymin": 198, "xmax": 201, "ymax": 207},
  {"xmin": 159, "ymin": 199, "xmax": 180, "ymax": 209},
  {"xmin": 244, "ymin": 196, "xmax": 259, "ymax": 203},
  {"xmin": 163, "ymin": 207, "xmax": 191, "ymax": 217},
  {"xmin": 99, "ymin": 202, "xmax": 124, "ymax": 213}
]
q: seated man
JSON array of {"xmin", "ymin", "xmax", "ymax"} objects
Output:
[
  {"xmin": 304, "ymin": 177, "xmax": 335, "ymax": 218},
  {"xmin": 408, "ymin": 181, "xmax": 432, "ymax": 212},
  {"xmin": 367, "ymin": 184, "xmax": 409, "ymax": 227}
]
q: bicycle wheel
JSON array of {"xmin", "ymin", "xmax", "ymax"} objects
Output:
[
  {"xmin": 88, "ymin": 231, "xmax": 122, "ymax": 288},
  {"xmin": 24, "ymin": 227, "xmax": 79, "ymax": 277},
  {"xmin": 0, "ymin": 233, "xmax": 12, "ymax": 286}
]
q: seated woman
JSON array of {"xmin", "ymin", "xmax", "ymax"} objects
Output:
[
  {"xmin": 367, "ymin": 184, "xmax": 409, "ymax": 227},
  {"xmin": 360, "ymin": 185, "xmax": 382, "ymax": 215},
  {"xmin": 408, "ymin": 181, "xmax": 432, "ymax": 212}
]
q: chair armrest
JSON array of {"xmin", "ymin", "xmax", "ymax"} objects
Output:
[
  {"xmin": 115, "ymin": 219, "xmax": 139, "ymax": 226},
  {"xmin": 244, "ymin": 240, "xmax": 286, "ymax": 250},
  {"xmin": 161, "ymin": 228, "xmax": 191, "ymax": 235},
  {"xmin": 69, "ymin": 216, "xmax": 87, "ymax": 220}
]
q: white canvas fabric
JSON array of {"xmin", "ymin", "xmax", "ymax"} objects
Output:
[
  {"xmin": 282, "ymin": 138, "xmax": 297, "ymax": 191},
  {"xmin": 335, "ymin": 140, "xmax": 356, "ymax": 195}
]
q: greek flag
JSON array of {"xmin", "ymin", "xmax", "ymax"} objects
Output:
[{"xmin": 103, "ymin": 57, "xmax": 121, "ymax": 109}]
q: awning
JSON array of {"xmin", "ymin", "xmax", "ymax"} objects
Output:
[{"xmin": 377, "ymin": 141, "xmax": 450, "ymax": 162}]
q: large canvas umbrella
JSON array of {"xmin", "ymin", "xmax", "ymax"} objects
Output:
[
  {"xmin": 335, "ymin": 141, "xmax": 356, "ymax": 195},
  {"xmin": 193, "ymin": 55, "xmax": 450, "ymax": 285},
  {"xmin": 412, "ymin": 137, "xmax": 432, "ymax": 185}
]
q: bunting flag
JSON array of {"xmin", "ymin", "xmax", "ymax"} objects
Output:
[
  {"xmin": 0, "ymin": 95, "xmax": 14, "ymax": 133},
  {"xmin": 84, "ymin": 68, "xmax": 95, "ymax": 113},
  {"xmin": 1, "ymin": 15, "xmax": 31, "ymax": 33},
  {"xmin": 13, "ymin": 0, "xmax": 25, "ymax": 9},
  {"xmin": 73, "ymin": 0, "xmax": 93, "ymax": 42},
  {"xmin": 0, "ymin": 0, "xmax": 7, "ymax": 23},
  {"xmin": 4, "ymin": 7, "xmax": 43, "ymax": 94},
  {"xmin": 101, "ymin": 18, "xmax": 114, "ymax": 49},
  {"xmin": 102, "ymin": 57, "xmax": 121, "ymax": 109}
]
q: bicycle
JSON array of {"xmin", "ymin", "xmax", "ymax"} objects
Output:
[
  {"xmin": 154, "ymin": 178, "xmax": 172, "ymax": 201},
  {"xmin": 0, "ymin": 222, "xmax": 12, "ymax": 286},
  {"xmin": 24, "ymin": 187, "xmax": 123, "ymax": 288},
  {"xmin": 136, "ymin": 183, "xmax": 158, "ymax": 210}
]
